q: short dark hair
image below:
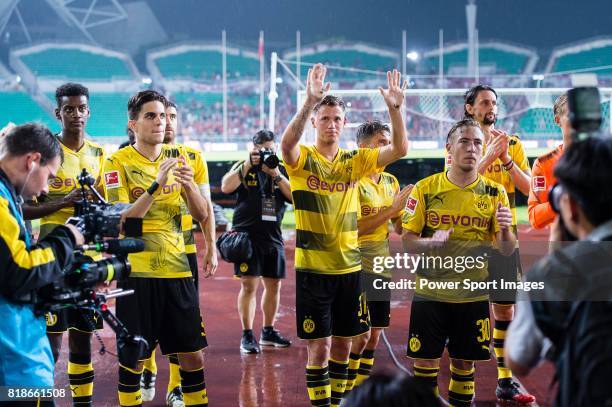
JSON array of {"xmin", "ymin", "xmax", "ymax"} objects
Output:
[
  {"xmin": 55, "ymin": 82, "xmax": 89, "ymax": 108},
  {"xmin": 313, "ymin": 95, "xmax": 346, "ymax": 114},
  {"xmin": 464, "ymin": 84, "xmax": 498, "ymax": 118},
  {"xmin": 554, "ymin": 135, "xmax": 612, "ymax": 226},
  {"xmin": 252, "ymin": 129, "xmax": 275, "ymax": 145},
  {"xmin": 165, "ymin": 100, "xmax": 178, "ymax": 110},
  {"xmin": 356, "ymin": 120, "xmax": 390, "ymax": 144},
  {"xmin": 127, "ymin": 90, "xmax": 167, "ymax": 120},
  {"xmin": 342, "ymin": 372, "xmax": 441, "ymax": 407},
  {"xmin": 447, "ymin": 118, "xmax": 481, "ymax": 143},
  {"xmin": 1, "ymin": 123, "xmax": 63, "ymax": 165}
]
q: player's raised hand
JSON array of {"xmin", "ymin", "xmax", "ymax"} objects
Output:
[
  {"xmin": 0, "ymin": 122, "xmax": 15, "ymax": 137},
  {"xmin": 156, "ymin": 158, "xmax": 178, "ymax": 186},
  {"xmin": 379, "ymin": 69, "xmax": 408, "ymax": 109},
  {"xmin": 305, "ymin": 63, "xmax": 331, "ymax": 104},
  {"xmin": 484, "ymin": 131, "xmax": 504, "ymax": 161},
  {"xmin": 491, "ymin": 128, "xmax": 511, "ymax": 163},
  {"xmin": 391, "ymin": 184, "xmax": 414, "ymax": 214},
  {"xmin": 495, "ymin": 202, "xmax": 513, "ymax": 231}
]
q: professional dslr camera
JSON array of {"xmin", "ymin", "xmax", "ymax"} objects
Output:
[
  {"xmin": 35, "ymin": 168, "xmax": 147, "ymax": 367},
  {"xmin": 253, "ymin": 148, "xmax": 279, "ymax": 170}
]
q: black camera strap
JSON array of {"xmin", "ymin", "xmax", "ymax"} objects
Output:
[{"xmin": 257, "ymin": 171, "xmax": 275, "ymax": 199}]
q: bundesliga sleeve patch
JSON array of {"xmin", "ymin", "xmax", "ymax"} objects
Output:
[
  {"xmin": 532, "ymin": 176, "xmax": 546, "ymax": 192},
  {"xmin": 104, "ymin": 171, "xmax": 121, "ymax": 189},
  {"xmin": 405, "ymin": 197, "xmax": 418, "ymax": 214}
]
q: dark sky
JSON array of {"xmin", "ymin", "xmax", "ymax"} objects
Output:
[{"xmin": 146, "ymin": 0, "xmax": 612, "ymax": 52}]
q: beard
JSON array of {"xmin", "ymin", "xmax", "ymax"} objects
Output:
[{"xmin": 482, "ymin": 112, "xmax": 497, "ymax": 125}]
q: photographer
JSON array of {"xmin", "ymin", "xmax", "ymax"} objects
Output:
[
  {"xmin": 505, "ymin": 136, "xmax": 612, "ymax": 406},
  {"xmin": 220, "ymin": 130, "xmax": 292, "ymax": 354},
  {"xmin": 0, "ymin": 124, "xmax": 84, "ymax": 387}
]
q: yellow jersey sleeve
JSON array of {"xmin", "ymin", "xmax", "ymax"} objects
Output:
[
  {"xmin": 103, "ymin": 153, "xmax": 130, "ymax": 204},
  {"xmin": 390, "ymin": 175, "xmax": 404, "ymax": 222},
  {"xmin": 285, "ymin": 144, "xmax": 308, "ymax": 174},
  {"xmin": 401, "ymin": 182, "xmax": 426, "ymax": 234},
  {"xmin": 510, "ymin": 136, "xmax": 530, "ymax": 172},
  {"xmin": 353, "ymin": 148, "xmax": 380, "ymax": 179}
]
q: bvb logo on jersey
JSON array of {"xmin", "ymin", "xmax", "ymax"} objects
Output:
[
  {"xmin": 240, "ymin": 263, "xmax": 249, "ymax": 273},
  {"xmin": 45, "ymin": 312, "xmax": 58, "ymax": 327},
  {"xmin": 409, "ymin": 336, "xmax": 421, "ymax": 352},
  {"xmin": 303, "ymin": 318, "xmax": 315, "ymax": 334},
  {"xmin": 475, "ymin": 197, "xmax": 489, "ymax": 211}
]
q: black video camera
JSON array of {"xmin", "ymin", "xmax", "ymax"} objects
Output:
[
  {"xmin": 35, "ymin": 169, "xmax": 148, "ymax": 367},
  {"xmin": 567, "ymin": 86, "xmax": 602, "ymax": 140},
  {"xmin": 254, "ymin": 148, "xmax": 279, "ymax": 170}
]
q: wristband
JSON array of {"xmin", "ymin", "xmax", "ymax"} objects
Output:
[
  {"xmin": 502, "ymin": 160, "xmax": 514, "ymax": 171},
  {"xmin": 147, "ymin": 181, "xmax": 160, "ymax": 195}
]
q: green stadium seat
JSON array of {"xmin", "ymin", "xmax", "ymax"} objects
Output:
[
  {"xmin": 155, "ymin": 50, "xmax": 259, "ymax": 79},
  {"xmin": 0, "ymin": 91, "xmax": 58, "ymax": 131},
  {"xmin": 20, "ymin": 48, "xmax": 132, "ymax": 80}
]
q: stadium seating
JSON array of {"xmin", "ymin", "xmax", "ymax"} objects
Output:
[
  {"xmin": 285, "ymin": 43, "xmax": 398, "ymax": 83},
  {"xmin": 18, "ymin": 47, "xmax": 133, "ymax": 80},
  {"xmin": 0, "ymin": 91, "xmax": 58, "ymax": 131},
  {"xmin": 153, "ymin": 49, "xmax": 259, "ymax": 80},
  {"xmin": 548, "ymin": 40, "xmax": 612, "ymax": 75},
  {"xmin": 422, "ymin": 43, "xmax": 534, "ymax": 75}
]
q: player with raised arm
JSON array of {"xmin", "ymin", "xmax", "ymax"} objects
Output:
[{"xmin": 281, "ymin": 64, "xmax": 408, "ymax": 406}]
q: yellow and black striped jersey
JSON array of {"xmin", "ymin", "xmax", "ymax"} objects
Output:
[
  {"xmin": 401, "ymin": 171, "xmax": 510, "ymax": 302},
  {"xmin": 445, "ymin": 134, "xmax": 528, "ymax": 226},
  {"xmin": 286, "ymin": 144, "xmax": 379, "ymax": 275},
  {"xmin": 103, "ymin": 144, "xmax": 191, "ymax": 278},
  {"xmin": 358, "ymin": 172, "xmax": 402, "ymax": 277},
  {"xmin": 39, "ymin": 138, "xmax": 105, "ymax": 238},
  {"xmin": 177, "ymin": 144, "xmax": 210, "ymax": 255}
]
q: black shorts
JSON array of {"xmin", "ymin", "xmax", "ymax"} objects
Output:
[
  {"xmin": 46, "ymin": 308, "xmax": 103, "ymax": 334},
  {"xmin": 361, "ymin": 273, "xmax": 391, "ymax": 328},
  {"xmin": 407, "ymin": 296, "xmax": 491, "ymax": 361},
  {"xmin": 188, "ymin": 252, "xmax": 199, "ymax": 290},
  {"xmin": 296, "ymin": 270, "xmax": 370, "ymax": 339},
  {"xmin": 368, "ymin": 300, "xmax": 390, "ymax": 328},
  {"xmin": 488, "ymin": 249, "xmax": 521, "ymax": 305},
  {"xmin": 234, "ymin": 243, "xmax": 286, "ymax": 279},
  {"xmin": 116, "ymin": 277, "xmax": 207, "ymax": 361}
]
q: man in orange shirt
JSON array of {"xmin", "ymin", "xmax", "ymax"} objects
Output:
[{"xmin": 528, "ymin": 93, "xmax": 572, "ymax": 229}]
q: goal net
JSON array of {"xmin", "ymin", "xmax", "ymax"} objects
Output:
[{"xmin": 297, "ymin": 87, "xmax": 612, "ymax": 153}]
